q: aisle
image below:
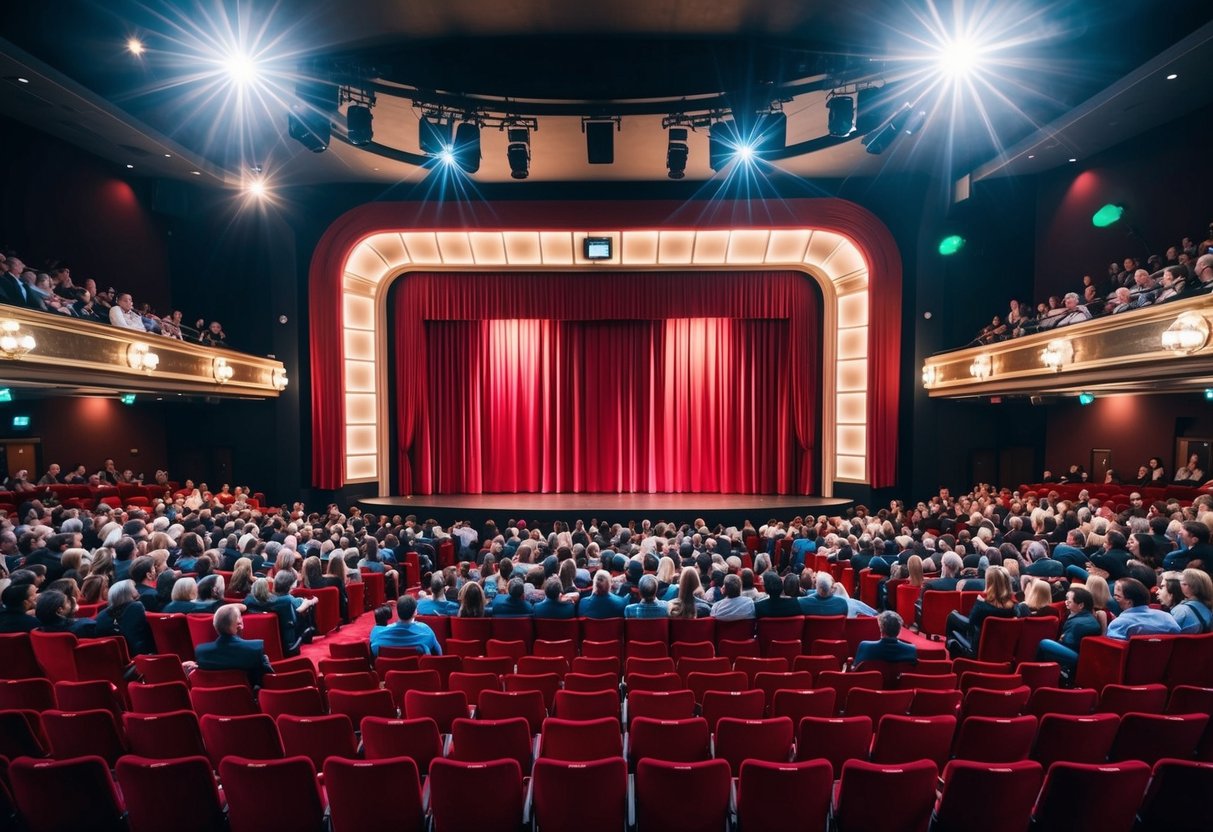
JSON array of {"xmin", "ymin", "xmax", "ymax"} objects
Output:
[{"xmin": 298, "ymin": 611, "xmax": 377, "ymax": 668}]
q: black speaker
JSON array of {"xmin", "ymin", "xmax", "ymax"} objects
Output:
[
  {"xmin": 419, "ymin": 118, "xmax": 451, "ymax": 155},
  {"xmin": 585, "ymin": 121, "xmax": 614, "ymax": 164},
  {"xmin": 452, "ymin": 122, "xmax": 481, "ymax": 173}
]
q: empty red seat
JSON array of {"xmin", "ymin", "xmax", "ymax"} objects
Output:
[
  {"xmin": 1108, "ymin": 712, "xmax": 1209, "ymax": 766},
  {"xmin": 220, "ymin": 755, "xmax": 326, "ymax": 832},
  {"xmin": 384, "ymin": 669, "xmax": 442, "ymax": 704},
  {"xmin": 188, "ymin": 668, "xmax": 250, "ymax": 689},
  {"xmin": 10, "ymin": 755, "xmax": 125, "ymax": 832},
  {"xmin": 871, "ymin": 714, "xmax": 956, "ymax": 769},
  {"xmin": 277, "ymin": 713, "xmax": 358, "ymax": 771},
  {"xmin": 700, "ymin": 689, "xmax": 766, "ymax": 734},
  {"xmin": 670, "ymin": 640, "xmax": 715, "ymax": 660},
  {"xmin": 908, "ymin": 688, "xmax": 962, "ymax": 717},
  {"xmin": 325, "ymin": 756, "xmax": 425, "ymax": 832},
  {"xmin": 200, "ymin": 712, "xmax": 284, "ymax": 766},
  {"xmin": 737, "ymin": 758, "xmax": 833, "ymax": 832},
  {"xmin": 258, "ymin": 686, "xmax": 325, "ymax": 719},
  {"xmin": 628, "ymin": 716, "xmax": 710, "ymax": 768},
  {"xmin": 633, "ymin": 758, "xmax": 731, "ymax": 832},
  {"xmin": 516, "ymin": 656, "xmax": 570, "ymax": 678},
  {"xmin": 564, "ymin": 672, "xmax": 619, "ymax": 693},
  {"xmin": 123, "ymin": 709, "xmax": 206, "ymax": 759},
  {"xmin": 42, "ymin": 708, "xmax": 126, "ymax": 766},
  {"xmin": 0, "ymin": 633, "xmax": 43, "ymax": 680},
  {"xmin": 1031, "ymin": 761, "xmax": 1150, "ymax": 832},
  {"xmin": 0, "ymin": 678, "xmax": 55, "ymax": 712},
  {"xmin": 844, "ymin": 687, "xmax": 914, "ymax": 723},
  {"xmin": 933, "ymin": 759, "xmax": 1043, "ymax": 832},
  {"xmin": 129, "ymin": 681, "xmax": 192, "ymax": 714},
  {"xmin": 190, "ymin": 684, "xmax": 257, "ymax": 718},
  {"xmin": 1027, "ymin": 686, "xmax": 1098, "ymax": 717},
  {"xmin": 539, "ymin": 716, "xmax": 622, "ymax": 762},
  {"xmin": 449, "ymin": 716, "xmax": 533, "ymax": 774},
  {"xmin": 1166, "ymin": 685, "xmax": 1213, "ymax": 715},
  {"xmin": 1137, "ymin": 758, "xmax": 1213, "ymax": 832},
  {"xmin": 554, "ymin": 688, "xmax": 619, "ymax": 721},
  {"xmin": 323, "ymin": 670, "xmax": 379, "ymax": 692},
  {"xmin": 686, "ymin": 670, "xmax": 748, "ymax": 704},
  {"xmin": 961, "ymin": 685, "xmax": 1030, "ymax": 719},
  {"xmin": 771, "ymin": 687, "xmax": 836, "ymax": 724},
  {"xmin": 625, "ymin": 689, "xmax": 695, "ymax": 725},
  {"xmin": 531, "ymin": 756, "xmax": 627, "ymax": 832},
  {"xmin": 430, "ymin": 757, "xmax": 524, "ymax": 831},
  {"xmin": 626, "ymin": 656, "xmax": 676, "ymax": 676},
  {"xmin": 360, "ymin": 716, "xmax": 443, "ymax": 772},
  {"xmin": 53, "ymin": 679, "xmax": 121, "ymax": 720},
  {"xmin": 1031, "ymin": 713, "xmax": 1120, "ymax": 769},
  {"xmin": 117, "ymin": 755, "xmax": 226, "ymax": 832},
  {"xmin": 328, "ymin": 688, "xmax": 396, "ymax": 724},
  {"xmin": 835, "ymin": 758, "xmax": 939, "ymax": 832},
  {"xmin": 733, "ymin": 656, "xmax": 788, "ymax": 685},
  {"xmin": 714, "ymin": 716, "xmax": 794, "ymax": 774},
  {"xmin": 1097, "ymin": 683, "xmax": 1169, "ymax": 716},
  {"xmin": 571, "ymin": 656, "xmax": 620, "ymax": 678},
  {"xmin": 477, "ymin": 689, "xmax": 547, "ymax": 734},
  {"xmin": 402, "ymin": 690, "xmax": 465, "ymax": 733},
  {"xmin": 133, "ymin": 653, "xmax": 190, "ymax": 685},
  {"xmin": 447, "ymin": 671, "xmax": 501, "ymax": 704},
  {"xmin": 795, "ymin": 715, "xmax": 873, "ymax": 777},
  {"xmin": 503, "ymin": 672, "xmax": 561, "ymax": 710},
  {"xmin": 816, "ymin": 670, "xmax": 883, "ymax": 712},
  {"xmin": 624, "ymin": 672, "xmax": 682, "ymax": 692},
  {"xmin": 459, "ymin": 655, "xmax": 514, "ymax": 677},
  {"xmin": 486, "ymin": 638, "xmax": 527, "ymax": 662},
  {"xmin": 952, "ymin": 715, "xmax": 1037, "ymax": 763}
]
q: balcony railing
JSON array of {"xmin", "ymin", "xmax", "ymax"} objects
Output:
[
  {"xmin": 921, "ymin": 293, "xmax": 1213, "ymax": 398},
  {"xmin": 0, "ymin": 306, "xmax": 286, "ymax": 397}
]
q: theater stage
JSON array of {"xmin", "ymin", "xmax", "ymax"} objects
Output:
[{"xmin": 356, "ymin": 493, "xmax": 852, "ymax": 528}]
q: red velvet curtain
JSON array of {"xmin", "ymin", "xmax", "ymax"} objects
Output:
[{"xmin": 394, "ymin": 272, "xmax": 818, "ymax": 495}]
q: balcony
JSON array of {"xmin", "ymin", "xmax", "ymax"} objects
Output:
[
  {"xmin": 0, "ymin": 306, "xmax": 287, "ymax": 398},
  {"xmin": 921, "ymin": 293, "xmax": 1213, "ymax": 398}
]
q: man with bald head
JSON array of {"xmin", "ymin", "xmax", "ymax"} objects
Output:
[{"xmin": 194, "ymin": 605, "xmax": 273, "ymax": 686}]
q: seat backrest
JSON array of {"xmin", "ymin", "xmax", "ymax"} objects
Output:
[
  {"xmin": 1137, "ymin": 758, "xmax": 1213, "ymax": 831},
  {"xmin": 976, "ymin": 617, "xmax": 1022, "ymax": 663},
  {"xmin": 324, "ymin": 756, "xmax": 425, "ymax": 832},
  {"xmin": 959, "ymin": 671, "xmax": 1024, "ymax": 692},
  {"xmin": 532, "ymin": 756, "xmax": 627, "ymax": 832},
  {"xmin": 384, "ymin": 669, "xmax": 443, "ymax": 704},
  {"xmin": 190, "ymin": 684, "xmax": 257, "ymax": 718},
  {"xmin": 429, "ymin": 757, "xmax": 523, "ymax": 831},
  {"xmin": 116, "ymin": 755, "xmax": 226, "ymax": 832},
  {"xmin": 323, "ymin": 671, "xmax": 379, "ymax": 692},
  {"xmin": 188, "ymin": 668, "xmax": 250, "ymax": 690},
  {"xmin": 328, "ymin": 688, "xmax": 397, "ymax": 724},
  {"xmin": 145, "ymin": 613, "xmax": 197, "ymax": 662},
  {"xmin": 1031, "ymin": 713, "xmax": 1120, "ymax": 769},
  {"xmin": 449, "ymin": 716, "xmax": 533, "ymax": 773},
  {"xmin": 123, "ymin": 709, "xmax": 206, "ymax": 759},
  {"xmin": 10, "ymin": 755, "xmax": 125, "ymax": 832},
  {"xmin": 42, "ymin": 708, "xmax": 127, "ymax": 767},
  {"xmin": 633, "ymin": 758, "xmax": 731, "ymax": 832},
  {"xmin": 952, "ymin": 715, "xmax": 1037, "ymax": 763},
  {"xmin": 935, "ymin": 760, "xmax": 1043, "ymax": 832},
  {"xmin": 907, "ymin": 688, "xmax": 962, "ymax": 717},
  {"xmin": 795, "ymin": 715, "xmax": 873, "ymax": 777},
  {"xmin": 870, "ymin": 714, "xmax": 956, "ymax": 769},
  {"xmin": 628, "ymin": 716, "xmax": 711, "ymax": 766},
  {"xmin": 0, "ymin": 678, "xmax": 55, "ymax": 712},
  {"xmin": 700, "ymin": 689, "xmax": 765, "ymax": 734},
  {"xmin": 1108, "ymin": 712, "xmax": 1210, "ymax": 766},
  {"xmin": 503, "ymin": 672, "xmax": 561, "ymax": 710},
  {"xmin": 199, "ymin": 712, "xmax": 284, "ymax": 767},
  {"xmin": 28, "ymin": 631, "xmax": 79, "ymax": 682},
  {"xmin": 277, "ymin": 713, "xmax": 358, "ymax": 770},
  {"xmin": 844, "ymin": 687, "xmax": 915, "ymax": 723},
  {"xmin": 715, "ymin": 716, "xmax": 794, "ymax": 774},
  {"xmin": 816, "ymin": 670, "xmax": 884, "ymax": 713},
  {"xmin": 1097, "ymin": 683, "xmax": 1169, "ymax": 717},
  {"xmin": 516, "ymin": 656, "xmax": 570, "ymax": 678},
  {"xmin": 571, "ymin": 655, "xmax": 621, "ymax": 678},
  {"xmin": 402, "ymin": 689, "xmax": 466, "ymax": 733},
  {"xmin": 133, "ymin": 653, "xmax": 191, "ymax": 685},
  {"xmin": 1032, "ymin": 761, "xmax": 1150, "ymax": 832},
  {"xmin": 564, "ymin": 672, "xmax": 619, "ymax": 693},
  {"xmin": 477, "ymin": 688, "xmax": 547, "ymax": 734},
  {"xmin": 554, "ymin": 688, "xmax": 619, "ymax": 721},
  {"xmin": 1016, "ymin": 617, "xmax": 1061, "ymax": 663},
  {"xmin": 835, "ymin": 758, "xmax": 939, "ymax": 832},
  {"xmin": 961, "ymin": 685, "xmax": 1031, "ymax": 719},
  {"xmin": 129, "ymin": 680, "xmax": 192, "ymax": 714},
  {"xmin": 0, "ymin": 633, "xmax": 42, "ymax": 680},
  {"xmin": 1026, "ymin": 686, "xmax": 1098, "ymax": 717},
  {"xmin": 771, "ymin": 687, "xmax": 836, "ymax": 724},
  {"xmin": 258, "ymin": 686, "xmax": 325, "ymax": 719},
  {"xmin": 626, "ymin": 689, "xmax": 695, "ymax": 725},
  {"xmin": 360, "ymin": 716, "xmax": 443, "ymax": 771},
  {"xmin": 539, "ymin": 716, "xmax": 622, "ymax": 762},
  {"xmin": 219, "ymin": 755, "xmax": 326, "ymax": 832},
  {"xmin": 737, "ymin": 759, "xmax": 833, "ymax": 832},
  {"xmin": 686, "ymin": 670, "xmax": 748, "ymax": 704},
  {"xmin": 754, "ymin": 671, "xmax": 814, "ymax": 709}
]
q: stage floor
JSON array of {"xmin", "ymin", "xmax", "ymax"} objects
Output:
[{"xmin": 357, "ymin": 493, "xmax": 852, "ymax": 528}]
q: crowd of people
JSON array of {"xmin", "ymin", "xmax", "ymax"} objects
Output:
[
  {"xmin": 4, "ymin": 467, "xmax": 1213, "ymax": 685},
  {"xmin": 1042, "ymin": 452, "xmax": 1211, "ymax": 488},
  {"xmin": 0, "ymin": 249, "xmax": 227, "ymax": 346},
  {"xmin": 973, "ymin": 225, "xmax": 1213, "ymax": 345}
]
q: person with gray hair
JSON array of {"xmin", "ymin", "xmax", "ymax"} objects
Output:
[
  {"xmin": 853, "ymin": 610, "xmax": 918, "ymax": 666},
  {"xmin": 578, "ymin": 569, "xmax": 627, "ymax": 619},
  {"xmin": 1054, "ymin": 291, "xmax": 1092, "ymax": 327},
  {"xmin": 625, "ymin": 574, "xmax": 669, "ymax": 618},
  {"xmin": 1193, "ymin": 253, "xmax": 1213, "ymax": 292},
  {"xmin": 92, "ymin": 578, "xmax": 156, "ymax": 656},
  {"xmin": 799, "ymin": 570, "xmax": 849, "ymax": 616},
  {"xmin": 710, "ymin": 574, "xmax": 755, "ymax": 621},
  {"xmin": 194, "ymin": 604, "xmax": 274, "ymax": 686},
  {"xmin": 915, "ymin": 551, "xmax": 966, "ymax": 626}
]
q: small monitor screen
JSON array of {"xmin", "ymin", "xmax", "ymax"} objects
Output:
[
  {"xmin": 12, "ymin": 416, "xmax": 30, "ymax": 428},
  {"xmin": 583, "ymin": 237, "xmax": 612, "ymax": 260}
]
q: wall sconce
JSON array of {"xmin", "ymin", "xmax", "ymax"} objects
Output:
[
  {"xmin": 968, "ymin": 353, "xmax": 993, "ymax": 380},
  {"xmin": 921, "ymin": 364, "xmax": 937, "ymax": 388},
  {"xmin": 271, "ymin": 367, "xmax": 289, "ymax": 391},
  {"xmin": 213, "ymin": 357, "xmax": 235, "ymax": 384},
  {"xmin": 1040, "ymin": 338, "xmax": 1073, "ymax": 372},
  {"xmin": 127, "ymin": 342, "xmax": 160, "ymax": 373},
  {"xmin": 0, "ymin": 320, "xmax": 36, "ymax": 359},
  {"xmin": 1161, "ymin": 313, "xmax": 1210, "ymax": 354}
]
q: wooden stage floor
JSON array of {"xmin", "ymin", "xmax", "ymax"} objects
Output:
[{"xmin": 357, "ymin": 493, "xmax": 852, "ymax": 527}]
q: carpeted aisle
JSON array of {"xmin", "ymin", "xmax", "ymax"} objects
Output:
[{"xmin": 298, "ymin": 611, "xmax": 376, "ymax": 668}]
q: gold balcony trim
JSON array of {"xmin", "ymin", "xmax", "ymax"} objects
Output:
[
  {"xmin": 0, "ymin": 306, "xmax": 285, "ymax": 397},
  {"xmin": 924, "ymin": 294, "xmax": 1213, "ymax": 397}
]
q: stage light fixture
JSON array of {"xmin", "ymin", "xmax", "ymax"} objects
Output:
[
  {"xmin": 937, "ymin": 36, "xmax": 980, "ymax": 79},
  {"xmin": 584, "ymin": 119, "xmax": 616, "ymax": 165},
  {"xmin": 1092, "ymin": 204, "xmax": 1124, "ymax": 228},
  {"xmin": 452, "ymin": 122, "xmax": 481, "ymax": 173},
  {"xmin": 506, "ymin": 126, "xmax": 531, "ymax": 179},
  {"xmin": 827, "ymin": 95, "xmax": 855, "ymax": 137},
  {"xmin": 666, "ymin": 127, "xmax": 689, "ymax": 179},
  {"xmin": 902, "ymin": 109, "xmax": 928, "ymax": 135},
  {"xmin": 1205, "ymin": 388, "xmax": 1213, "ymax": 401},
  {"xmin": 938, "ymin": 235, "xmax": 965, "ymax": 256},
  {"xmin": 1078, "ymin": 392, "xmax": 1095, "ymax": 406},
  {"xmin": 347, "ymin": 105, "xmax": 373, "ymax": 146},
  {"xmin": 419, "ymin": 117, "xmax": 452, "ymax": 156},
  {"xmin": 708, "ymin": 119, "xmax": 738, "ymax": 171},
  {"xmin": 862, "ymin": 104, "xmax": 911, "ymax": 155},
  {"xmin": 0, "ymin": 388, "xmax": 10, "ymax": 402},
  {"xmin": 127, "ymin": 38, "xmax": 144, "ymax": 56},
  {"xmin": 120, "ymin": 394, "xmax": 136, "ymax": 405},
  {"xmin": 225, "ymin": 51, "xmax": 257, "ymax": 86},
  {"xmin": 288, "ymin": 79, "xmax": 335, "ymax": 153},
  {"xmin": 246, "ymin": 177, "xmax": 266, "ymax": 198},
  {"xmin": 437, "ymin": 146, "xmax": 455, "ymax": 166}
]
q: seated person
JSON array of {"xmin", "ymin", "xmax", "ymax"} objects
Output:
[
  {"xmin": 1174, "ymin": 454, "xmax": 1205, "ymax": 486},
  {"xmin": 162, "ymin": 577, "xmax": 213, "ymax": 614},
  {"xmin": 1171, "ymin": 568, "xmax": 1213, "ymax": 634},
  {"xmin": 1106, "ymin": 578, "xmax": 1181, "ymax": 638},
  {"xmin": 193, "ymin": 574, "xmax": 226, "ymax": 613},
  {"xmin": 129, "ymin": 555, "xmax": 165, "ymax": 613},
  {"xmin": 754, "ymin": 571, "xmax": 804, "ymax": 618},
  {"xmin": 33, "ymin": 588, "xmax": 95, "ymax": 637},
  {"xmin": 1035, "ymin": 586, "xmax": 1103, "ymax": 674},
  {"xmin": 853, "ymin": 610, "xmax": 918, "ymax": 665},
  {"xmin": 491, "ymin": 578, "xmax": 534, "ymax": 617},
  {"xmin": 624, "ymin": 574, "xmax": 669, "ymax": 619},
  {"xmin": 577, "ymin": 570, "xmax": 628, "ymax": 619},
  {"xmin": 0, "ymin": 583, "xmax": 37, "ymax": 632},
  {"xmin": 93, "ymin": 579, "xmax": 157, "ymax": 656},
  {"xmin": 244, "ymin": 575, "xmax": 315, "ymax": 657},
  {"xmin": 532, "ymin": 577, "xmax": 577, "ymax": 619},
  {"xmin": 416, "ymin": 574, "xmax": 459, "ymax": 616},
  {"xmin": 944, "ymin": 566, "xmax": 1019, "ymax": 659},
  {"xmin": 195, "ymin": 605, "xmax": 274, "ymax": 687},
  {"xmin": 799, "ymin": 571, "xmax": 850, "ymax": 616},
  {"xmin": 710, "ymin": 573, "xmax": 756, "ymax": 621},
  {"xmin": 370, "ymin": 595, "xmax": 441, "ymax": 657}
]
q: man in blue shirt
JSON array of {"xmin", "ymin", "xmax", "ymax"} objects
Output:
[
  {"xmin": 416, "ymin": 575, "xmax": 459, "ymax": 616},
  {"xmin": 491, "ymin": 578, "xmax": 534, "ymax": 617},
  {"xmin": 578, "ymin": 570, "xmax": 627, "ymax": 619},
  {"xmin": 533, "ymin": 577, "xmax": 577, "ymax": 619},
  {"xmin": 1035, "ymin": 586, "xmax": 1104, "ymax": 673},
  {"xmin": 369, "ymin": 595, "xmax": 442, "ymax": 657},
  {"xmin": 853, "ymin": 611, "xmax": 918, "ymax": 665},
  {"xmin": 1107, "ymin": 578, "xmax": 1181, "ymax": 639},
  {"xmin": 625, "ymin": 575, "xmax": 669, "ymax": 619},
  {"xmin": 799, "ymin": 572, "xmax": 850, "ymax": 616}
]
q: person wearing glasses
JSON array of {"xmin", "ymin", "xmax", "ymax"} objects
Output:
[{"xmin": 1105, "ymin": 578, "xmax": 1180, "ymax": 639}]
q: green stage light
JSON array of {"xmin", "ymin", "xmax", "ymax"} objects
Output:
[
  {"xmin": 938, "ymin": 235, "xmax": 965, "ymax": 255},
  {"xmin": 1092, "ymin": 204, "xmax": 1124, "ymax": 228},
  {"xmin": 1205, "ymin": 388, "xmax": 1213, "ymax": 401},
  {"xmin": 0, "ymin": 388, "xmax": 10, "ymax": 402},
  {"xmin": 12, "ymin": 415, "xmax": 29, "ymax": 427},
  {"xmin": 1078, "ymin": 392, "xmax": 1095, "ymax": 406},
  {"xmin": 120, "ymin": 394, "xmax": 136, "ymax": 405}
]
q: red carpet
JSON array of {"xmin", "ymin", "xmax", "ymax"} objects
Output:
[{"xmin": 298, "ymin": 611, "xmax": 376, "ymax": 668}]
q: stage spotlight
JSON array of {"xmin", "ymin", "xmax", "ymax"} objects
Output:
[
  {"xmin": 1092, "ymin": 204, "xmax": 1124, "ymax": 228},
  {"xmin": 862, "ymin": 104, "xmax": 911, "ymax": 155},
  {"xmin": 937, "ymin": 36, "xmax": 980, "ymax": 79},
  {"xmin": 506, "ymin": 126, "xmax": 531, "ymax": 179},
  {"xmin": 419, "ymin": 117, "xmax": 451, "ymax": 156},
  {"xmin": 1078, "ymin": 392, "xmax": 1095, "ymax": 406},
  {"xmin": 735, "ymin": 143, "xmax": 755, "ymax": 164},
  {"xmin": 1205, "ymin": 388, "xmax": 1213, "ymax": 401},
  {"xmin": 226, "ymin": 51, "xmax": 257, "ymax": 86},
  {"xmin": 584, "ymin": 119, "xmax": 616, "ymax": 165},
  {"xmin": 288, "ymin": 79, "xmax": 335, "ymax": 153},
  {"xmin": 827, "ymin": 95, "xmax": 855, "ymax": 137},
  {"xmin": 437, "ymin": 146, "xmax": 455, "ymax": 166},
  {"xmin": 902, "ymin": 109, "xmax": 928, "ymax": 135},
  {"xmin": 666, "ymin": 127, "xmax": 689, "ymax": 179},
  {"xmin": 127, "ymin": 38, "xmax": 144, "ymax": 56},
  {"xmin": 708, "ymin": 119, "xmax": 738, "ymax": 171},
  {"xmin": 452, "ymin": 122, "xmax": 481, "ymax": 173},
  {"xmin": 938, "ymin": 235, "xmax": 965, "ymax": 256},
  {"xmin": 246, "ymin": 177, "xmax": 267, "ymax": 198},
  {"xmin": 347, "ymin": 105, "xmax": 373, "ymax": 146}
]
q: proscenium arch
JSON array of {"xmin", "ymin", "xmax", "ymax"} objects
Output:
[{"xmin": 310, "ymin": 199, "xmax": 902, "ymax": 492}]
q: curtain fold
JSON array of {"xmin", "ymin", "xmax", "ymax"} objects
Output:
[{"xmin": 393, "ymin": 271, "xmax": 819, "ymax": 495}]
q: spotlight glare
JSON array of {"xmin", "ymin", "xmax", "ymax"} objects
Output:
[
  {"xmin": 735, "ymin": 143, "xmax": 755, "ymax": 164},
  {"xmin": 127, "ymin": 38, "xmax": 144, "ymax": 56},
  {"xmin": 226, "ymin": 52, "xmax": 257, "ymax": 86},
  {"xmin": 937, "ymin": 36, "xmax": 980, "ymax": 78},
  {"xmin": 246, "ymin": 177, "xmax": 266, "ymax": 198},
  {"xmin": 437, "ymin": 146, "xmax": 455, "ymax": 166}
]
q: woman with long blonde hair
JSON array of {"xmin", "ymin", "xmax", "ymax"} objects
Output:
[
  {"xmin": 668, "ymin": 567, "xmax": 707, "ymax": 619},
  {"xmin": 944, "ymin": 565, "xmax": 1019, "ymax": 658}
]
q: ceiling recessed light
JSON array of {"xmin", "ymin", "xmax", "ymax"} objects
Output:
[
  {"xmin": 1166, "ymin": 73, "xmax": 1178, "ymax": 80},
  {"xmin": 16, "ymin": 77, "xmax": 29, "ymax": 84},
  {"xmin": 1027, "ymin": 154, "xmax": 1035, "ymax": 159},
  {"xmin": 190, "ymin": 170, "xmax": 201, "ymax": 175},
  {"xmin": 1068, "ymin": 158, "xmax": 1077, "ymax": 163},
  {"xmin": 163, "ymin": 153, "xmax": 171, "ymax": 158},
  {"xmin": 127, "ymin": 38, "xmax": 144, "ymax": 56},
  {"xmin": 125, "ymin": 164, "xmax": 134, "ymax": 169}
]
